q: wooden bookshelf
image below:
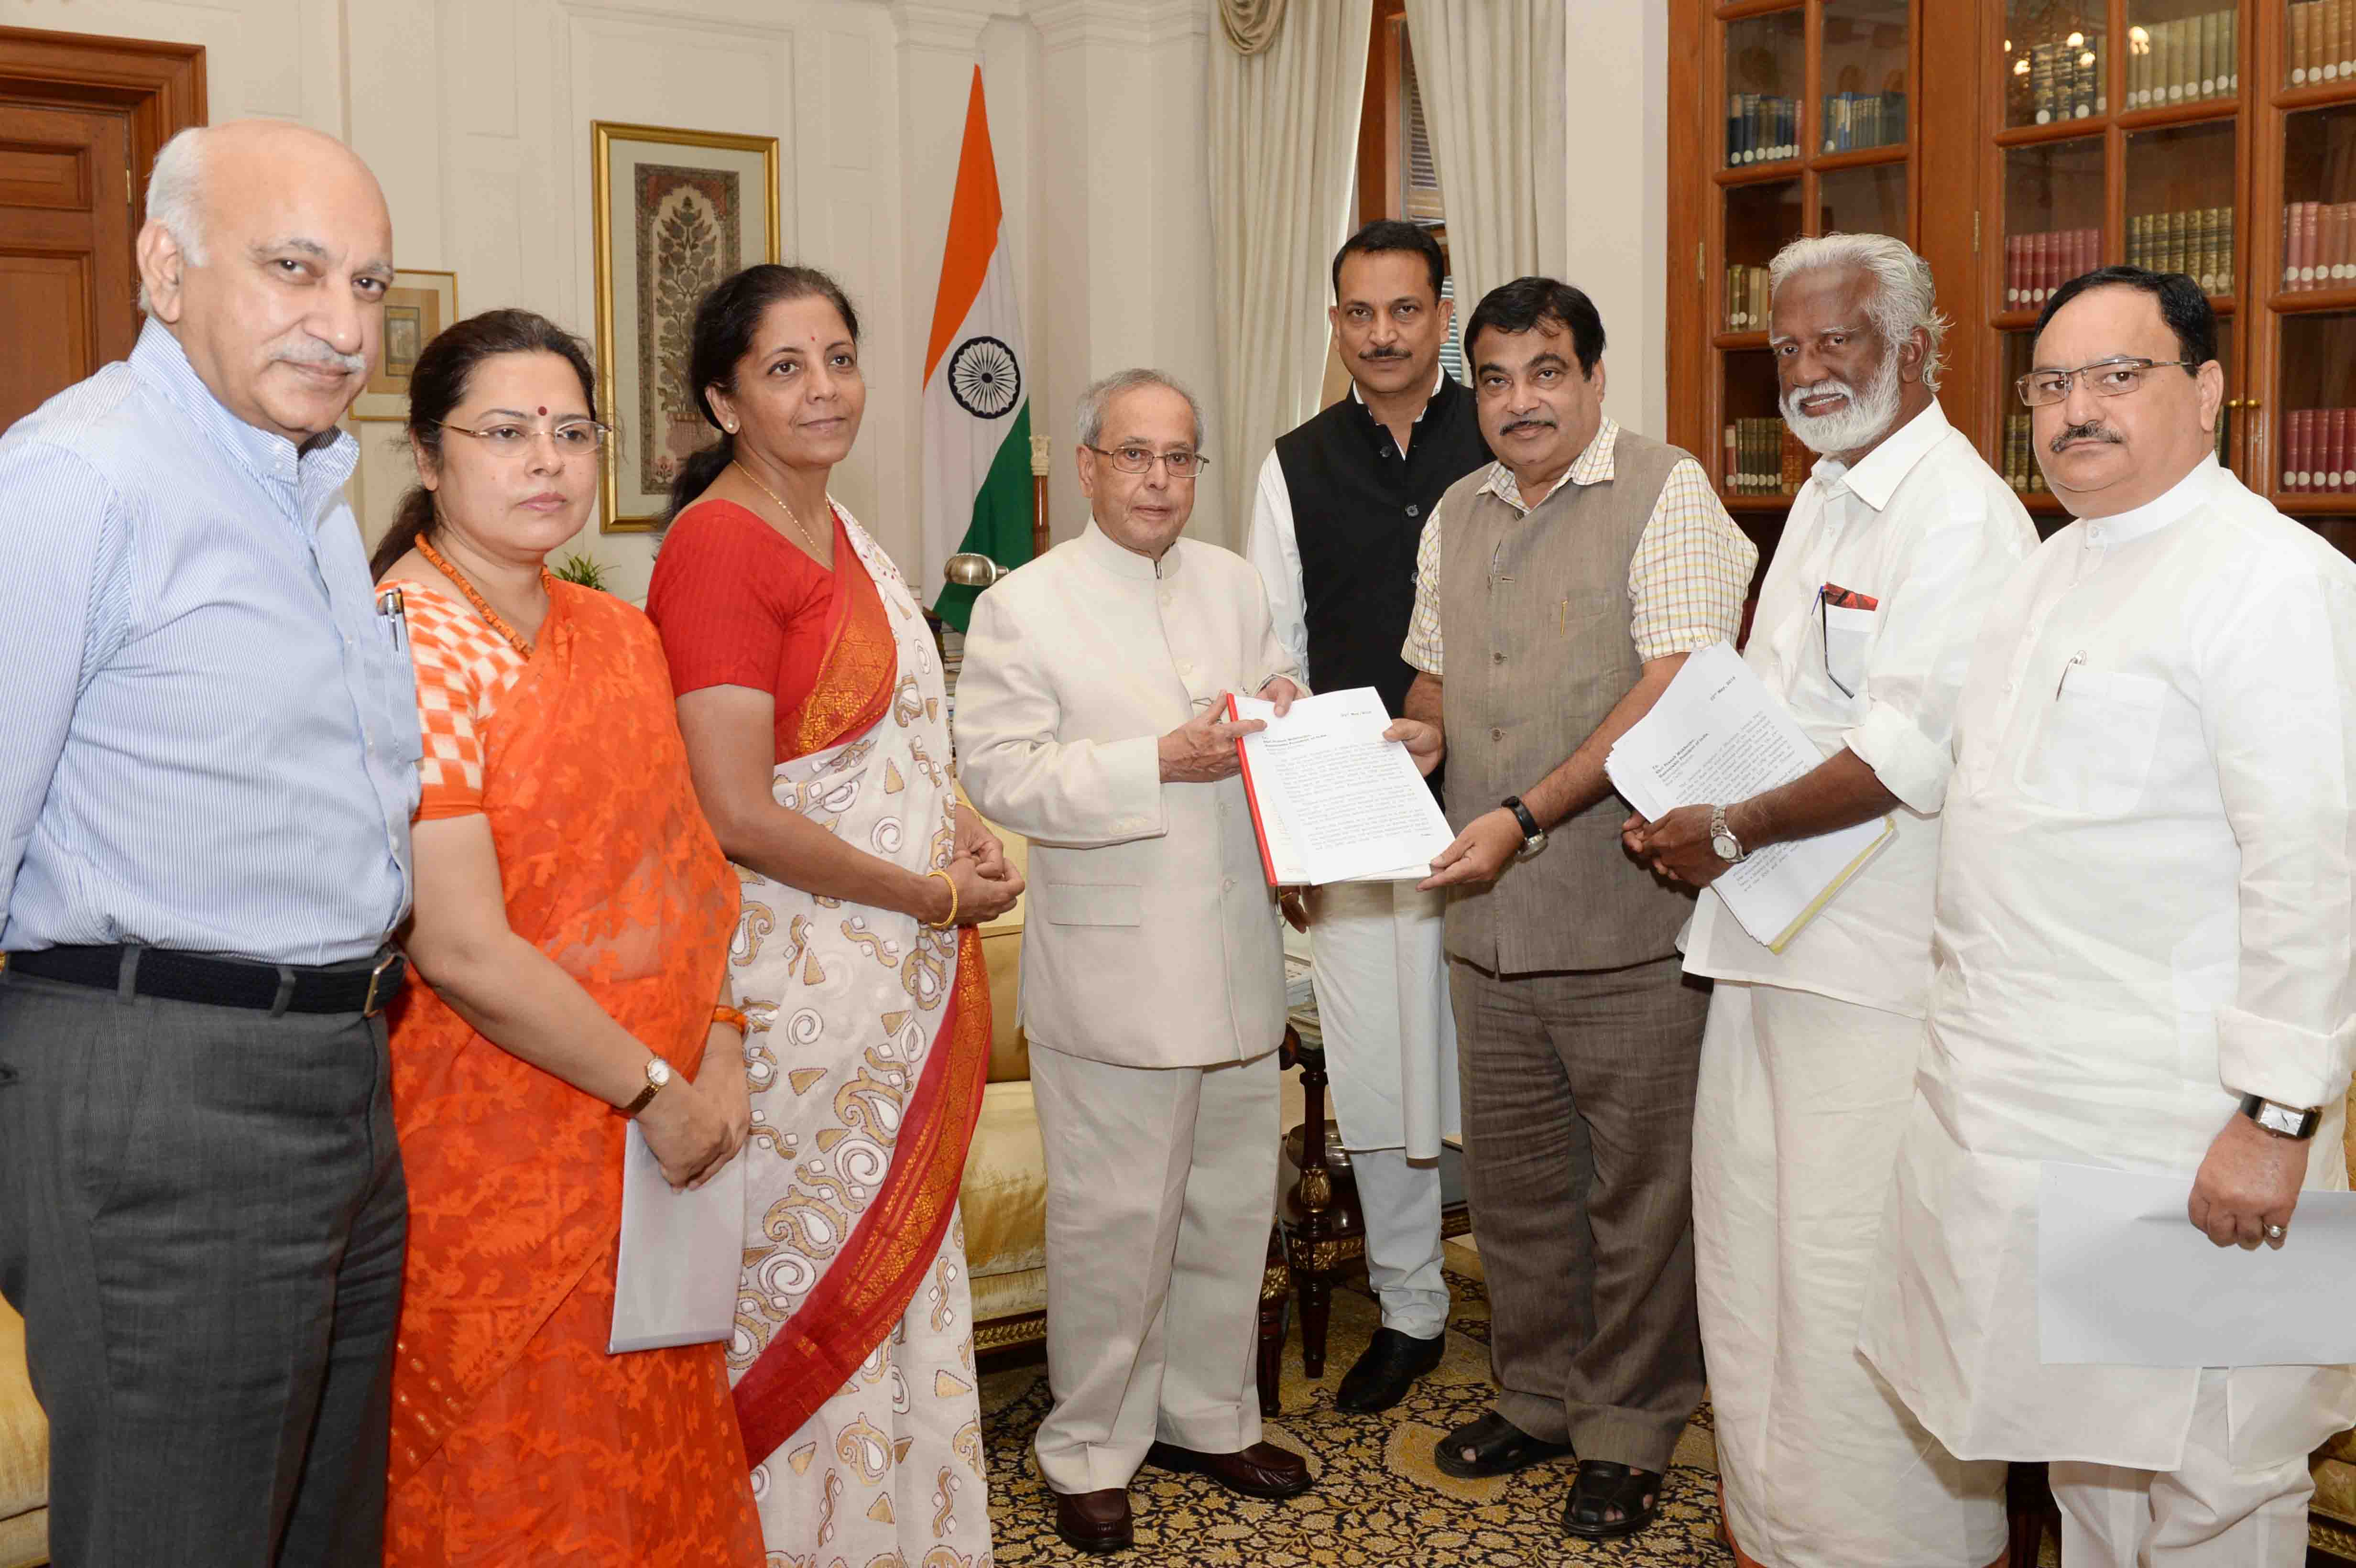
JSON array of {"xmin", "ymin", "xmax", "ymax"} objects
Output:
[{"xmin": 1668, "ymin": 0, "xmax": 2356, "ymax": 557}]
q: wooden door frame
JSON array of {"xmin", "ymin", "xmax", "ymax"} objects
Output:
[{"xmin": 0, "ymin": 25, "xmax": 206, "ymax": 290}]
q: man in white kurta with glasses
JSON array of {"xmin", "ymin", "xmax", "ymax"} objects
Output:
[
  {"xmin": 1626, "ymin": 232, "xmax": 2032, "ymax": 1568},
  {"xmin": 1859, "ymin": 265, "xmax": 2356, "ymax": 1567}
]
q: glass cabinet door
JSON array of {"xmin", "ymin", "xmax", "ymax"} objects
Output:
[
  {"xmin": 1820, "ymin": 0, "xmax": 1910, "ymax": 152},
  {"xmin": 1727, "ymin": 10, "xmax": 1806, "ymax": 168},
  {"xmin": 2125, "ymin": 0, "xmax": 2238, "ymax": 110},
  {"xmin": 2125, "ymin": 120, "xmax": 2239, "ymax": 299},
  {"xmin": 2002, "ymin": 136, "xmax": 2105, "ymax": 317},
  {"xmin": 2004, "ymin": 0, "xmax": 2106, "ymax": 128}
]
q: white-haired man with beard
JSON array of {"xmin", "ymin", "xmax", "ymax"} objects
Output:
[{"xmin": 1623, "ymin": 232, "xmax": 2035, "ymax": 1567}]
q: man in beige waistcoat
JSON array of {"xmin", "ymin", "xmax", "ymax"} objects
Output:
[
  {"xmin": 1387, "ymin": 277, "xmax": 1756, "ymax": 1542},
  {"xmin": 955, "ymin": 369, "xmax": 1312, "ymax": 1556}
]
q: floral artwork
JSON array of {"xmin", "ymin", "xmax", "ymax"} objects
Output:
[{"xmin": 633, "ymin": 164, "xmax": 742, "ymax": 490}]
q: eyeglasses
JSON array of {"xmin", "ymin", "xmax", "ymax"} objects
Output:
[
  {"xmin": 2015, "ymin": 357, "xmax": 2197, "ymax": 409},
  {"xmin": 1085, "ymin": 444, "xmax": 1209, "ymax": 479},
  {"xmin": 434, "ymin": 419, "xmax": 611, "ymax": 457}
]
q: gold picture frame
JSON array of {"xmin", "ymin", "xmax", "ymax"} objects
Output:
[
  {"xmin": 591, "ymin": 121, "xmax": 782, "ymax": 533},
  {"xmin": 350, "ymin": 269, "xmax": 458, "ymax": 422}
]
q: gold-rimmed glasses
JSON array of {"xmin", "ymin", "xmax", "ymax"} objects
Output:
[
  {"xmin": 2015, "ymin": 357, "xmax": 2198, "ymax": 408},
  {"xmin": 1084, "ymin": 444, "xmax": 1209, "ymax": 479},
  {"xmin": 434, "ymin": 418, "xmax": 611, "ymax": 459}
]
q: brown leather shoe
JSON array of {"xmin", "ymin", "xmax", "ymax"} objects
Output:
[
  {"xmin": 1051, "ymin": 1487, "xmax": 1133, "ymax": 1554},
  {"xmin": 1143, "ymin": 1439, "xmax": 1313, "ymax": 1499}
]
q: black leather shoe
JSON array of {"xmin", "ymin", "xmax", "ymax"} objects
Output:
[
  {"xmin": 1333, "ymin": 1326, "xmax": 1446, "ymax": 1413},
  {"xmin": 1143, "ymin": 1439, "xmax": 1314, "ymax": 1499},
  {"xmin": 1052, "ymin": 1488, "xmax": 1133, "ymax": 1554}
]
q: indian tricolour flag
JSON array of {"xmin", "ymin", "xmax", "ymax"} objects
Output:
[{"xmin": 924, "ymin": 66, "xmax": 1032, "ymax": 632}]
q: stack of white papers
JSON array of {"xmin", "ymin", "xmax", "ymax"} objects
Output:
[
  {"xmin": 1228, "ymin": 687, "xmax": 1455, "ymax": 886},
  {"xmin": 1605, "ymin": 641, "xmax": 1891, "ymax": 952},
  {"xmin": 609, "ymin": 1121, "xmax": 747, "ymax": 1354}
]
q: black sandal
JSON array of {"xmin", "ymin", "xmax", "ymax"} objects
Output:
[
  {"xmin": 1562, "ymin": 1459, "xmax": 1662, "ymax": 1540},
  {"xmin": 1432, "ymin": 1411, "xmax": 1576, "ymax": 1479}
]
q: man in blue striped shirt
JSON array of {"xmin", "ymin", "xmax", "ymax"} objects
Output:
[{"xmin": 0, "ymin": 119, "xmax": 420, "ymax": 1567}]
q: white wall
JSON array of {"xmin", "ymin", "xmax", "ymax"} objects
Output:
[{"xmin": 1562, "ymin": 0, "xmax": 1670, "ymax": 438}]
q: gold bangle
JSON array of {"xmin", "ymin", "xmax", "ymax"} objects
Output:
[
  {"xmin": 924, "ymin": 868, "xmax": 960, "ymax": 930},
  {"xmin": 711, "ymin": 1004, "xmax": 749, "ymax": 1035}
]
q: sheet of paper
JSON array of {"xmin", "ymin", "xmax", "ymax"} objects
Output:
[
  {"xmin": 1604, "ymin": 640, "xmax": 1891, "ymax": 951},
  {"xmin": 2038, "ymin": 1163, "xmax": 2356, "ymax": 1367},
  {"xmin": 1231, "ymin": 687, "xmax": 1454, "ymax": 885},
  {"xmin": 610, "ymin": 1120, "xmax": 747, "ymax": 1354}
]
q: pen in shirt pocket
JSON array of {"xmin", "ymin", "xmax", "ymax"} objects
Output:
[
  {"xmin": 2054, "ymin": 649, "xmax": 2086, "ymax": 700},
  {"xmin": 376, "ymin": 587, "xmax": 409, "ymax": 653}
]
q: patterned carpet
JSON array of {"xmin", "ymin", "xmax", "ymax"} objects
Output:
[{"xmin": 980, "ymin": 1264, "xmax": 1733, "ymax": 1566}]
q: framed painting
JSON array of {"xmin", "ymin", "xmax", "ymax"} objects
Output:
[
  {"xmin": 591, "ymin": 121, "xmax": 781, "ymax": 533},
  {"xmin": 350, "ymin": 269, "xmax": 458, "ymax": 422}
]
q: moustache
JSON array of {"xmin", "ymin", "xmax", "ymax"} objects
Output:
[
  {"xmin": 1784, "ymin": 378, "xmax": 1855, "ymax": 409},
  {"xmin": 273, "ymin": 340, "xmax": 368, "ymax": 376},
  {"xmin": 1358, "ymin": 347, "xmax": 1410, "ymax": 361},
  {"xmin": 2051, "ymin": 420, "xmax": 2122, "ymax": 453},
  {"xmin": 1502, "ymin": 417, "xmax": 1556, "ymax": 435}
]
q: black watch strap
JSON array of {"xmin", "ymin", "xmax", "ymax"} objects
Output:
[
  {"xmin": 1502, "ymin": 795, "xmax": 1542, "ymax": 842},
  {"xmin": 2240, "ymin": 1093, "xmax": 2322, "ymax": 1140}
]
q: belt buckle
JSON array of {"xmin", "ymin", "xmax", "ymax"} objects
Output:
[{"xmin": 361, "ymin": 951, "xmax": 401, "ymax": 1018}]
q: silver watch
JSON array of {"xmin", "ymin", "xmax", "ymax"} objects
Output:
[
  {"xmin": 1709, "ymin": 804, "xmax": 1748, "ymax": 864},
  {"xmin": 2240, "ymin": 1093, "xmax": 2322, "ymax": 1141}
]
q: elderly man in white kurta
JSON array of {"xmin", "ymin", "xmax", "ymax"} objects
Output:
[
  {"xmin": 956, "ymin": 369, "xmax": 1314, "ymax": 1557},
  {"xmin": 1627, "ymin": 235, "xmax": 2033, "ymax": 1568},
  {"xmin": 1857, "ymin": 269, "xmax": 2356, "ymax": 1567}
]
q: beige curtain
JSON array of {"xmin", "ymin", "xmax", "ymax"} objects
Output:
[
  {"xmin": 1209, "ymin": 0, "xmax": 1371, "ymax": 546},
  {"xmin": 1403, "ymin": 0, "xmax": 1567, "ymax": 320},
  {"xmin": 1218, "ymin": 0, "xmax": 1288, "ymax": 54}
]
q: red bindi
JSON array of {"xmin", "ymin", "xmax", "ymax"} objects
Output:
[{"xmin": 536, "ymin": 405, "xmax": 547, "ymax": 415}]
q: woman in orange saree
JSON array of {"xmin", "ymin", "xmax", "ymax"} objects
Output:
[
  {"xmin": 371, "ymin": 310, "xmax": 764, "ymax": 1566},
  {"xmin": 648, "ymin": 265, "xmax": 1020, "ymax": 1566}
]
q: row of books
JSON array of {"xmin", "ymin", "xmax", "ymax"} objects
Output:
[
  {"xmin": 2125, "ymin": 208, "xmax": 2236, "ymax": 296},
  {"xmin": 1726, "ymin": 94, "xmax": 1799, "ymax": 166},
  {"xmin": 2004, "ymin": 229, "xmax": 2100, "ymax": 311},
  {"xmin": 2125, "ymin": 11, "xmax": 2238, "ymax": 108},
  {"xmin": 2282, "ymin": 202, "xmax": 2356, "ymax": 291},
  {"xmin": 2283, "ymin": 410, "xmax": 2356, "ymax": 492},
  {"xmin": 1999, "ymin": 416, "xmax": 2051, "ymax": 495},
  {"xmin": 2024, "ymin": 38, "xmax": 2104, "ymax": 125},
  {"xmin": 1722, "ymin": 419, "xmax": 1808, "ymax": 497},
  {"xmin": 1818, "ymin": 92, "xmax": 1906, "ymax": 154},
  {"xmin": 2290, "ymin": 0, "xmax": 2356, "ymax": 85},
  {"xmin": 1726, "ymin": 264, "xmax": 1771, "ymax": 330}
]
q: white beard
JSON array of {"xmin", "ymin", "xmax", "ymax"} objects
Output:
[{"xmin": 1782, "ymin": 352, "xmax": 1902, "ymax": 456}]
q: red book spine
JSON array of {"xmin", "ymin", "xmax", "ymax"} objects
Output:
[
  {"xmin": 2079, "ymin": 228, "xmax": 2096, "ymax": 280},
  {"xmin": 2035, "ymin": 231, "xmax": 2053, "ymax": 305},
  {"xmin": 2004, "ymin": 235, "xmax": 2019, "ymax": 308},
  {"xmin": 2282, "ymin": 412, "xmax": 2298, "ymax": 493},
  {"xmin": 2334, "ymin": 205, "xmax": 2353, "ymax": 287},
  {"xmin": 2337, "ymin": 408, "xmax": 2354, "ymax": 492},
  {"xmin": 2296, "ymin": 202, "xmax": 2318, "ymax": 291},
  {"xmin": 2296, "ymin": 409, "xmax": 2316, "ymax": 493}
]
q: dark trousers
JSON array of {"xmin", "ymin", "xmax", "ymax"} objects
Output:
[
  {"xmin": 1451, "ymin": 952, "xmax": 1709, "ymax": 1475},
  {"xmin": 0, "ymin": 970, "xmax": 407, "ymax": 1567}
]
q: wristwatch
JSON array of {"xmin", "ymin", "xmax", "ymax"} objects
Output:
[
  {"xmin": 2239, "ymin": 1093, "xmax": 2323, "ymax": 1141},
  {"xmin": 621, "ymin": 1055, "xmax": 675, "ymax": 1118},
  {"xmin": 1709, "ymin": 804, "xmax": 1749, "ymax": 864},
  {"xmin": 1501, "ymin": 796, "xmax": 1547, "ymax": 858}
]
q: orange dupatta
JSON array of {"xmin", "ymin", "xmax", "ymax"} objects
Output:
[
  {"xmin": 384, "ymin": 583, "xmax": 740, "ymax": 1484},
  {"xmin": 728, "ymin": 515, "xmax": 994, "ymax": 1464}
]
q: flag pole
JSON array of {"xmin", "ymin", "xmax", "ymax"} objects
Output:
[{"xmin": 1029, "ymin": 432, "xmax": 1052, "ymax": 559}]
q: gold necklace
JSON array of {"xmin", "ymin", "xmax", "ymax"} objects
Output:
[
  {"xmin": 415, "ymin": 532, "xmax": 543, "ymax": 657},
  {"xmin": 732, "ymin": 461, "xmax": 828, "ymax": 555}
]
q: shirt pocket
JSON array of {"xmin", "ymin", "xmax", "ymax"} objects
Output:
[
  {"xmin": 371, "ymin": 636, "xmax": 426, "ymax": 767},
  {"xmin": 1037, "ymin": 880, "xmax": 1142, "ymax": 927},
  {"xmin": 2018, "ymin": 668, "xmax": 2166, "ymax": 817},
  {"xmin": 1822, "ymin": 603, "xmax": 1877, "ymax": 697}
]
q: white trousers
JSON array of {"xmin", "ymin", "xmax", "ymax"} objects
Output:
[
  {"xmin": 1693, "ymin": 981, "xmax": 2007, "ymax": 1568},
  {"xmin": 2053, "ymin": 1369, "xmax": 2318, "ymax": 1567},
  {"xmin": 1309, "ymin": 881, "xmax": 1455, "ymax": 1338},
  {"xmin": 1029, "ymin": 1042, "xmax": 1280, "ymax": 1495}
]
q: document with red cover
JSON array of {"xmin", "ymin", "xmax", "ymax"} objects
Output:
[{"xmin": 1227, "ymin": 686, "xmax": 1454, "ymax": 886}]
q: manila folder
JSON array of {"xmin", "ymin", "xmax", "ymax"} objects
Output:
[{"xmin": 610, "ymin": 1122, "xmax": 746, "ymax": 1354}]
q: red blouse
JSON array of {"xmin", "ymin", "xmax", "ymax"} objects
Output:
[{"xmin": 646, "ymin": 498, "xmax": 840, "ymax": 763}]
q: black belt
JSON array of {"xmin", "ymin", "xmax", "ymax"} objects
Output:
[{"xmin": 0, "ymin": 945, "xmax": 406, "ymax": 1017}]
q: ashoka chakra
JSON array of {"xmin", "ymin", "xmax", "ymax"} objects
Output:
[{"xmin": 948, "ymin": 335, "xmax": 1021, "ymax": 419}]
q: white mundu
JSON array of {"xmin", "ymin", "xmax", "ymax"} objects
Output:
[
  {"xmin": 1860, "ymin": 457, "xmax": 2356, "ymax": 1566},
  {"xmin": 954, "ymin": 520, "xmax": 1297, "ymax": 1492},
  {"xmin": 1248, "ymin": 465, "xmax": 1456, "ymax": 1343},
  {"xmin": 1682, "ymin": 401, "xmax": 2034, "ymax": 1568}
]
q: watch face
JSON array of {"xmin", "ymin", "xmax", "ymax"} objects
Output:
[
  {"xmin": 647, "ymin": 1057, "xmax": 673, "ymax": 1088},
  {"xmin": 1712, "ymin": 832, "xmax": 1739, "ymax": 860}
]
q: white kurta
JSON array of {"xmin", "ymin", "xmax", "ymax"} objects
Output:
[
  {"xmin": 1684, "ymin": 403, "xmax": 2034, "ymax": 1567},
  {"xmin": 1860, "ymin": 457, "xmax": 2356, "ymax": 1473}
]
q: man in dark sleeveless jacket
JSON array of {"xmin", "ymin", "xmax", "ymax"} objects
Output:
[
  {"xmin": 1387, "ymin": 277, "xmax": 1754, "ymax": 1542},
  {"xmin": 1244, "ymin": 221, "xmax": 1490, "ymax": 1413}
]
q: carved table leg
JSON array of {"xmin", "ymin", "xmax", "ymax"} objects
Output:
[{"xmin": 1257, "ymin": 1286, "xmax": 1286, "ymax": 1416}]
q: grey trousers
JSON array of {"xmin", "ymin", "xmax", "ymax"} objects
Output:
[
  {"xmin": 1451, "ymin": 952, "xmax": 1709, "ymax": 1475},
  {"xmin": 0, "ymin": 969, "xmax": 407, "ymax": 1568}
]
